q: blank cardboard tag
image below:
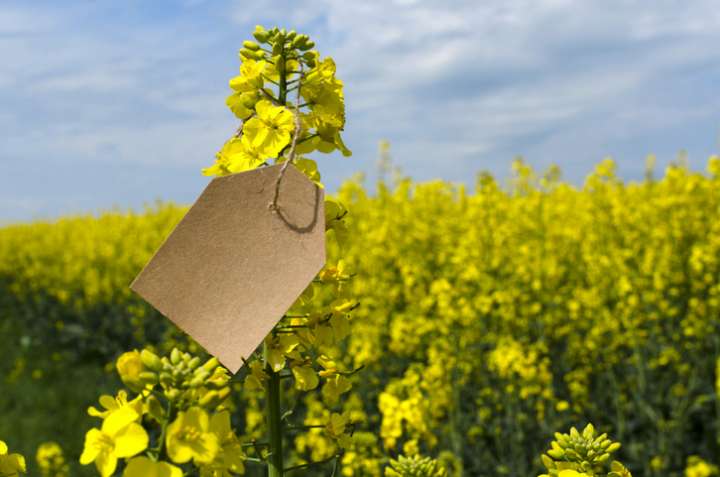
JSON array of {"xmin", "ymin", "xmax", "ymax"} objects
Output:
[{"xmin": 130, "ymin": 164, "xmax": 325, "ymax": 373}]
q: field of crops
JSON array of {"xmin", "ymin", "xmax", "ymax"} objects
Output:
[{"xmin": 2, "ymin": 158, "xmax": 720, "ymax": 476}]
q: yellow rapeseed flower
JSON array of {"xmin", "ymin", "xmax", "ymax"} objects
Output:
[
  {"xmin": 166, "ymin": 407, "xmax": 219, "ymax": 465},
  {"xmin": 0, "ymin": 440, "xmax": 26, "ymax": 477},
  {"xmin": 199, "ymin": 411, "xmax": 245, "ymax": 477},
  {"xmin": 87, "ymin": 390, "xmax": 144, "ymax": 419},
  {"xmin": 79, "ymin": 407, "xmax": 149, "ymax": 477},
  {"xmin": 116, "ymin": 350, "xmax": 146, "ymax": 392},
  {"xmin": 242, "ymin": 100, "xmax": 295, "ymax": 158},
  {"xmin": 229, "ymin": 59, "xmax": 265, "ymax": 92}
]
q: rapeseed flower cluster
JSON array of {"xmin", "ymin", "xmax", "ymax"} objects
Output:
[
  {"xmin": 79, "ymin": 347, "xmax": 240, "ymax": 477},
  {"xmin": 203, "ymin": 25, "xmax": 350, "ymax": 178}
]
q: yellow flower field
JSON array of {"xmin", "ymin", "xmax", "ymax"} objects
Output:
[{"xmin": 2, "ymin": 156, "xmax": 720, "ymax": 476}]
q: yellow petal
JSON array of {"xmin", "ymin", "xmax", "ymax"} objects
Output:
[
  {"xmin": 102, "ymin": 407, "xmax": 139, "ymax": 436},
  {"xmin": 123, "ymin": 456, "xmax": 182, "ymax": 477},
  {"xmin": 267, "ymin": 348, "xmax": 285, "ymax": 373},
  {"xmin": 210, "ymin": 411, "xmax": 232, "ymax": 437},
  {"xmin": 96, "ymin": 451, "xmax": 118, "ymax": 477},
  {"xmin": 79, "ymin": 428, "xmax": 103, "ymax": 465},
  {"xmin": 192, "ymin": 433, "xmax": 219, "ymax": 464},
  {"xmin": 185, "ymin": 407, "xmax": 210, "ymax": 431},
  {"xmin": 99, "ymin": 395, "xmax": 117, "ymax": 410},
  {"xmin": 292, "ymin": 365, "xmax": 319, "ymax": 391},
  {"xmin": 254, "ymin": 99, "xmax": 273, "ymax": 119},
  {"xmin": 114, "ymin": 423, "xmax": 149, "ymax": 458}
]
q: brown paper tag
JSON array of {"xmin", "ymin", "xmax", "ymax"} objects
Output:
[{"xmin": 130, "ymin": 164, "xmax": 325, "ymax": 373}]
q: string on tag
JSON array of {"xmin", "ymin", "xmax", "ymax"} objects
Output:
[{"xmin": 270, "ymin": 68, "xmax": 304, "ymax": 212}]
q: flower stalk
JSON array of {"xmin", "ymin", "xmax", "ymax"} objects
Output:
[{"xmin": 264, "ymin": 340, "xmax": 284, "ymax": 477}]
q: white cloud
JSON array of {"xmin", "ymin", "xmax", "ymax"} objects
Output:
[{"xmin": 1, "ymin": 0, "xmax": 720, "ymax": 219}]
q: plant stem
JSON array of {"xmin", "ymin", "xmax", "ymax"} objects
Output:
[
  {"xmin": 265, "ymin": 341, "xmax": 284, "ymax": 477},
  {"xmin": 266, "ymin": 39, "xmax": 289, "ymax": 477}
]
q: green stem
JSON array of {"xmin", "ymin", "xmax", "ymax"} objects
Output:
[
  {"xmin": 265, "ymin": 341, "xmax": 284, "ymax": 477},
  {"xmin": 266, "ymin": 39, "xmax": 289, "ymax": 477},
  {"xmin": 278, "ymin": 42, "xmax": 287, "ymax": 104}
]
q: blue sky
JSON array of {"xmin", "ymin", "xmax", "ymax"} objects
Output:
[{"xmin": 1, "ymin": 1, "xmax": 719, "ymax": 222}]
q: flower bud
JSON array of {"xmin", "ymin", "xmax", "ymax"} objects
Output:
[
  {"xmin": 547, "ymin": 449, "xmax": 564, "ymax": 459},
  {"xmin": 189, "ymin": 373, "xmax": 207, "ymax": 388},
  {"xmin": 170, "ymin": 348, "xmax": 181, "ymax": 365},
  {"xmin": 141, "ymin": 349, "xmax": 162, "ymax": 371},
  {"xmin": 253, "ymin": 26, "xmax": 269, "ymax": 43},
  {"xmin": 239, "ymin": 48, "xmax": 256, "ymax": 61},
  {"xmin": 116, "ymin": 350, "xmax": 145, "ymax": 392},
  {"xmin": 202, "ymin": 357, "xmax": 220, "ymax": 371},
  {"xmin": 187, "ymin": 356, "xmax": 201, "ymax": 370},
  {"xmin": 216, "ymin": 387, "xmax": 231, "ymax": 401},
  {"xmin": 198, "ymin": 390, "xmax": 219, "ymax": 407},
  {"xmin": 243, "ymin": 40, "xmax": 260, "ymax": 51},
  {"xmin": 606, "ymin": 442, "xmax": 621, "ymax": 453},
  {"xmin": 159, "ymin": 372, "xmax": 173, "ymax": 387},
  {"xmin": 139, "ymin": 371, "xmax": 158, "ymax": 386},
  {"xmin": 241, "ymin": 92, "xmax": 260, "ymax": 108},
  {"xmin": 597, "ymin": 452, "xmax": 610, "ymax": 463},
  {"xmin": 291, "ymin": 35, "xmax": 306, "ymax": 49}
]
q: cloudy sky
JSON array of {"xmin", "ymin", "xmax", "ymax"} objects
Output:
[{"xmin": 1, "ymin": 1, "xmax": 719, "ymax": 222}]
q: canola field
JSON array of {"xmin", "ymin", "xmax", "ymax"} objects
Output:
[{"xmin": 2, "ymin": 158, "xmax": 720, "ymax": 476}]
